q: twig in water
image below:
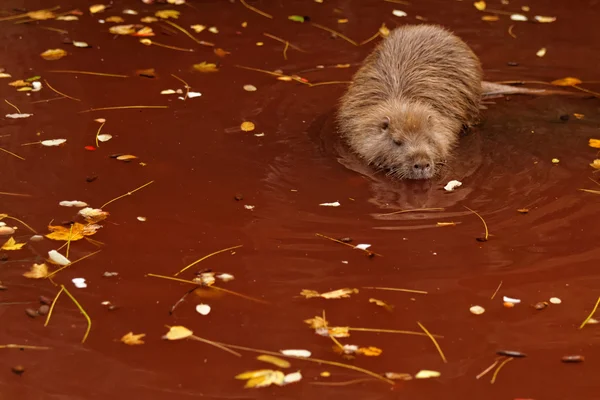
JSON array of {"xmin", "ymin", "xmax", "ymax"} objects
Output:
[
  {"xmin": 46, "ymin": 250, "xmax": 102, "ymax": 279},
  {"xmin": 240, "ymin": 0, "xmax": 273, "ymax": 19},
  {"xmin": 4, "ymin": 99, "xmax": 21, "ymax": 113},
  {"xmin": 0, "ymin": 6, "xmax": 60, "ymax": 22},
  {"xmin": 379, "ymin": 207, "xmax": 444, "ymax": 216},
  {"xmin": 579, "ymin": 296, "xmax": 600, "ymax": 329},
  {"xmin": 283, "ymin": 41, "xmax": 290, "ymax": 60},
  {"xmin": 263, "ymin": 33, "xmax": 305, "ymax": 52},
  {"xmin": 174, "ymin": 244, "xmax": 243, "ymax": 276},
  {"xmin": 490, "ymin": 357, "xmax": 513, "ymax": 384},
  {"xmin": 572, "ymin": 85, "xmax": 600, "ymax": 99},
  {"xmin": 162, "ymin": 20, "xmax": 214, "ymax": 46},
  {"xmin": 0, "ymin": 147, "xmax": 25, "ymax": 161},
  {"xmin": 310, "ymin": 378, "xmax": 378, "ymax": 386},
  {"xmin": 61, "ymin": 285, "xmax": 92, "ymax": 343},
  {"xmin": 490, "ymin": 281, "xmax": 503, "ymax": 300},
  {"xmin": 463, "ymin": 205, "xmax": 489, "ymax": 241},
  {"xmin": 169, "ymin": 287, "xmax": 197, "ymax": 315},
  {"xmin": 100, "ymin": 180, "xmax": 154, "ymax": 209},
  {"xmin": 311, "ymin": 23, "xmax": 358, "ymax": 46},
  {"xmin": 417, "ymin": 321, "xmax": 447, "ymax": 363},
  {"xmin": 65, "ymin": 224, "xmax": 74, "ymax": 259},
  {"xmin": 359, "ymin": 30, "xmax": 381, "ymax": 46},
  {"xmin": 79, "ymin": 106, "xmax": 168, "ymax": 113},
  {"xmin": 140, "ymin": 38, "xmax": 194, "ymax": 52},
  {"xmin": 508, "ymin": 25, "xmax": 517, "ymax": 38},
  {"xmin": 48, "ymin": 70, "xmax": 128, "ymax": 78},
  {"xmin": 43, "ymin": 79, "xmax": 80, "ymax": 101},
  {"xmin": 315, "ymin": 233, "xmax": 382, "ymax": 257},
  {"xmin": 95, "ymin": 120, "xmax": 105, "ymax": 148},
  {"xmin": 44, "ymin": 286, "xmax": 64, "ymax": 327},
  {"xmin": 476, "ymin": 358, "xmax": 501, "ymax": 379},
  {"xmin": 0, "ymin": 214, "xmax": 36, "ymax": 233},
  {"xmin": 362, "ymin": 286, "xmax": 428, "ymax": 294},
  {"xmin": 171, "ymin": 74, "xmax": 190, "ymax": 99},
  {"xmin": 348, "ymin": 327, "xmax": 442, "ymax": 338},
  {"xmin": 0, "ymin": 344, "xmax": 51, "ymax": 350}
]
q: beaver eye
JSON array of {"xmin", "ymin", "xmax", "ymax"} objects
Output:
[
  {"xmin": 393, "ymin": 139, "xmax": 403, "ymax": 146},
  {"xmin": 381, "ymin": 117, "xmax": 390, "ymax": 131}
]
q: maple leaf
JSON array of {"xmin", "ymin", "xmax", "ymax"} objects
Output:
[
  {"xmin": 45, "ymin": 223, "xmax": 100, "ymax": 241},
  {"xmin": 162, "ymin": 325, "xmax": 193, "ymax": 340},
  {"xmin": 121, "ymin": 332, "xmax": 146, "ymax": 345},
  {"xmin": 23, "ymin": 263, "xmax": 49, "ymax": 279},
  {"xmin": 1, "ymin": 237, "xmax": 26, "ymax": 251}
]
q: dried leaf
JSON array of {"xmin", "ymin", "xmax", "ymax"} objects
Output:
[
  {"xmin": 415, "ymin": 370, "xmax": 441, "ymax": 379},
  {"xmin": 97, "ymin": 134, "xmax": 112, "ymax": 142},
  {"xmin": 369, "ymin": 298, "xmax": 394, "ymax": 311},
  {"xmin": 551, "ymin": 77, "xmax": 582, "ymax": 86},
  {"xmin": 517, "ymin": 208, "xmax": 529, "ymax": 214},
  {"xmin": 190, "ymin": 24, "xmax": 206, "ymax": 33},
  {"xmin": 8, "ymin": 80, "xmax": 30, "ymax": 87},
  {"xmin": 41, "ymin": 139, "xmax": 67, "ymax": 147},
  {"xmin": 208, "ymin": 26, "xmax": 219, "ymax": 34},
  {"xmin": 155, "ymin": 10, "xmax": 180, "ymax": 19},
  {"xmin": 511, "ymin": 13, "xmax": 528, "ymax": 21},
  {"xmin": 45, "ymin": 223, "xmax": 100, "ymax": 242},
  {"xmin": 357, "ymin": 346, "xmax": 382, "ymax": 356},
  {"xmin": 214, "ymin": 48, "xmax": 230, "ymax": 57},
  {"xmin": 280, "ymin": 349, "xmax": 311, "ymax": 358},
  {"xmin": 162, "ymin": 325, "xmax": 193, "ymax": 340},
  {"xmin": 535, "ymin": 15, "xmax": 556, "ymax": 23},
  {"xmin": 241, "ymin": 121, "xmax": 255, "ymax": 132},
  {"xmin": 590, "ymin": 139, "xmax": 600, "ymax": 149},
  {"xmin": 379, "ymin": 23, "xmax": 390, "ymax": 38},
  {"xmin": 300, "ymin": 288, "xmax": 358, "ymax": 299},
  {"xmin": 78, "ymin": 207, "xmax": 109, "ymax": 223},
  {"xmin": 392, "ymin": 10, "xmax": 407, "ymax": 17},
  {"xmin": 89, "ymin": 4, "xmax": 107, "ymax": 14},
  {"xmin": 536, "ymin": 47, "xmax": 547, "ymax": 57},
  {"xmin": 235, "ymin": 369, "xmax": 285, "ymax": 388},
  {"xmin": 121, "ymin": 332, "xmax": 146, "ymax": 345},
  {"xmin": 47, "ymin": 250, "xmax": 71, "ymax": 266},
  {"xmin": 5, "ymin": 113, "xmax": 33, "ymax": 119},
  {"xmin": 56, "ymin": 15, "xmax": 78, "ymax": 21},
  {"xmin": 73, "ymin": 41, "xmax": 90, "ymax": 48},
  {"xmin": 243, "ymin": 84, "xmax": 257, "ymax": 92},
  {"xmin": 41, "ymin": 49, "xmax": 67, "ymax": 60},
  {"xmin": 257, "ymin": 355, "xmax": 291, "ymax": 368},
  {"xmin": 474, "ymin": 1, "xmax": 486, "ymax": 10},
  {"xmin": 1, "ymin": 237, "xmax": 26, "ymax": 251},
  {"xmin": 140, "ymin": 16, "xmax": 158, "ymax": 23},
  {"xmin": 27, "ymin": 10, "xmax": 56, "ymax": 20},
  {"xmin": 481, "ymin": 15, "xmax": 499, "ymax": 21},
  {"xmin": 288, "ymin": 15, "xmax": 305, "ymax": 23},
  {"xmin": 109, "ymin": 24, "xmax": 136, "ymax": 35},
  {"xmin": 193, "ymin": 62, "xmax": 218, "ymax": 73},
  {"xmin": 574, "ymin": 113, "xmax": 585, "ymax": 119},
  {"xmin": 436, "ymin": 222, "xmax": 456, "ymax": 227},
  {"xmin": 116, "ymin": 154, "xmax": 137, "ymax": 161},
  {"xmin": 106, "ymin": 16, "xmax": 125, "ymax": 23},
  {"xmin": 385, "ymin": 372, "xmax": 413, "ymax": 380},
  {"xmin": 590, "ymin": 160, "xmax": 600, "ymax": 169},
  {"xmin": 133, "ymin": 26, "xmax": 155, "ymax": 37},
  {"xmin": 195, "ymin": 304, "xmax": 211, "ymax": 315},
  {"xmin": 23, "ymin": 263, "xmax": 49, "ymax": 279}
]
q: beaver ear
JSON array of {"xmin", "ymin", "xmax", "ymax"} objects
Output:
[{"xmin": 381, "ymin": 116, "xmax": 390, "ymax": 130}]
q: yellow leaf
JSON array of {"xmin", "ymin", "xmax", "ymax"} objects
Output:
[
  {"xmin": 1, "ymin": 237, "xmax": 26, "ymax": 251},
  {"xmin": 109, "ymin": 24, "xmax": 136, "ymax": 35},
  {"xmin": 357, "ymin": 346, "xmax": 383, "ymax": 356},
  {"xmin": 40, "ymin": 49, "xmax": 67, "ymax": 61},
  {"xmin": 163, "ymin": 325, "xmax": 193, "ymax": 340},
  {"xmin": 8, "ymin": 80, "xmax": 31, "ymax": 87},
  {"xmin": 235, "ymin": 369, "xmax": 285, "ymax": 388},
  {"xmin": 551, "ymin": 77, "xmax": 582, "ymax": 86},
  {"xmin": 191, "ymin": 24, "xmax": 206, "ymax": 33},
  {"xmin": 90, "ymin": 4, "xmax": 107, "ymax": 14},
  {"xmin": 23, "ymin": 263, "xmax": 49, "ymax": 279},
  {"xmin": 155, "ymin": 10, "xmax": 180, "ymax": 19},
  {"xmin": 573, "ymin": 113, "xmax": 585, "ymax": 119},
  {"xmin": 45, "ymin": 223, "xmax": 100, "ymax": 242},
  {"xmin": 140, "ymin": 16, "xmax": 158, "ymax": 23},
  {"xmin": 117, "ymin": 154, "xmax": 138, "ymax": 161},
  {"xmin": 300, "ymin": 288, "xmax": 358, "ymax": 299},
  {"xmin": 27, "ymin": 10, "xmax": 56, "ymax": 20},
  {"xmin": 517, "ymin": 208, "xmax": 529, "ymax": 214},
  {"xmin": 193, "ymin": 62, "xmax": 219, "ymax": 73},
  {"xmin": 590, "ymin": 160, "xmax": 600, "ymax": 169},
  {"xmin": 481, "ymin": 15, "xmax": 499, "ymax": 21},
  {"xmin": 257, "ymin": 355, "xmax": 291, "ymax": 368},
  {"xmin": 368, "ymin": 298, "xmax": 394, "ymax": 311},
  {"xmin": 241, "ymin": 121, "xmax": 255, "ymax": 132},
  {"xmin": 590, "ymin": 139, "xmax": 600, "ymax": 149},
  {"xmin": 535, "ymin": 15, "xmax": 557, "ymax": 23},
  {"xmin": 106, "ymin": 16, "xmax": 125, "ymax": 23},
  {"xmin": 121, "ymin": 332, "xmax": 146, "ymax": 345},
  {"xmin": 474, "ymin": 0, "xmax": 486, "ymax": 10}
]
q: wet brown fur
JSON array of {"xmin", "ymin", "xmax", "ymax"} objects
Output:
[{"xmin": 336, "ymin": 24, "xmax": 483, "ymax": 180}]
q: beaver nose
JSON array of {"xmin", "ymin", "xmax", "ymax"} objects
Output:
[{"xmin": 413, "ymin": 162, "xmax": 431, "ymax": 170}]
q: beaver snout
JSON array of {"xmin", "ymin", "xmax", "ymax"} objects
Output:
[{"xmin": 406, "ymin": 155, "xmax": 434, "ymax": 179}]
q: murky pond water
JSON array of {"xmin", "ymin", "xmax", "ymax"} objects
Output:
[{"xmin": 2, "ymin": 0, "xmax": 600, "ymax": 399}]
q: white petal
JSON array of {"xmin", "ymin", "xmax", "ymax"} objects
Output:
[
  {"xmin": 280, "ymin": 349, "xmax": 311, "ymax": 358},
  {"xmin": 48, "ymin": 250, "xmax": 71, "ymax": 266},
  {"xmin": 195, "ymin": 304, "xmax": 211, "ymax": 315}
]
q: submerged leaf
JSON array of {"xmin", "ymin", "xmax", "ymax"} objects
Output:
[{"xmin": 1, "ymin": 237, "xmax": 26, "ymax": 251}]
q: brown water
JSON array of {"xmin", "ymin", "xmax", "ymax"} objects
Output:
[{"xmin": 2, "ymin": 0, "xmax": 600, "ymax": 399}]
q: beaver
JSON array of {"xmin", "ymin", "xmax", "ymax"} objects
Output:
[{"xmin": 336, "ymin": 24, "xmax": 484, "ymax": 180}]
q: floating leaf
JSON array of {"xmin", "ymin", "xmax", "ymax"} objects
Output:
[
  {"xmin": 140, "ymin": 16, "xmax": 158, "ymax": 23},
  {"xmin": 590, "ymin": 160, "xmax": 600, "ymax": 169},
  {"xmin": 214, "ymin": 48, "xmax": 230, "ymax": 57},
  {"xmin": 415, "ymin": 370, "xmax": 441, "ymax": 379},
  {"xmin": 109, "ymin": 24, "xmax": 136, "ymax": 35},
  {"xmin": 40, "ymin": 49, "xmax": 67, "ymax": 60},
  {"xmin": 89, "ymin": 4, "xmax": 107, "ymax": 14},
  {"xmin": 193, "ymin": 62, "xmax": 218, "ymax": 73},
  {"xmin": 574, "ymin": 113, "xmax": 585, "ymax": 119},
  {"xmin": 28, "ymin": 10, "xmax": 56, "ymax": 20},
  {"xmin": 78, "ymin": 207, "xmax": 109, "ymax": 223},
  {"xmin": 97, "ymin": 134, "xmax": 112, "ymax": 142},
  {"xmin": 257, "ymin": 355, "xmax": 291, "ymax": 368},
  {"xmin": 23, "ymin": 263, "xmax": 49, "ymax": 279},
  {"xmin": 280, "ymin": 349, "xmax": 311, "ymax": 358},
  {"xmin": 8, "ymin": 80, "xmax": 30, "ymax": 87},
  {"xmin": 106, "ymin": 16, "xmax": 125, "ymax": 23},
  {"xmin": 190, "ymin": 24, "xmax": 206, "ymax": 33},
  {"xmin": 470, "ymin": 305, "xmax": 485, "ymax": 315},
  {"xmin": 195, "ymin": 304, "xmax": 211, "ymax": 315},
  {"xmin": 45, "ymin": 223, "xmax": 100, "ymax": 242},
  {"xmin": 357, "ymin": 346, "xmax": 383, "ymax": 356},
  {"xmin": 5, "ymin": 113, "xmax": 33, "ymax": 119},
  {"xmin": 300, "ymin": 288, "xmax": 358, "ymax": 299},
  {"xmin": 482, "ymin": 15, "xmax": 499, "ymax": 21},
  {"xmin": 48, "ymin": 250, "xmax": 71, "ymax": 266},
  {"xmin": 551, "ymin": 77, "xmax": 582, "ymax": 86},
  {"xmin": 1, "ymin": 237, "xmax": 26, "ymax": 251},
  {"xmin": 473, "ymin": 1, "xmax": 486, "ymax": 10},
  {"xmin": 517, "ymin": 208, "xmax": 529, "ymax": 214},
  {"xmin": 121, "ymin": 332, "xmax": 146, "ymax": 345},
  {"xmin": 163, "ymin": 325, "xmax": 193, "ymax": 340},
  {"xmin": 235, "ymin": 369, "xmax": 285, "ymax": 388},
  {"xmin": 535, "ymin": 15, "xmax": 556, "ymax": 23},
  {"xmin": 133, "ymin": 27, "xmax": 155, "ymax": 37},
  {"xmin": 155, "ymin": 10, "xmax": 180, "ymax": 19},
  {"xmin": 73, "ymin": 41, "xmax": 90, "ymax": 48},
  {"xmin": 510, "ymin": 13, "xmax": 528, "ymax": 21},
  {"xmin": 536, "ymin": 47, "xmax": 547, "ymax": 57},
  {"xmin": 436, "ymin": 222, "xmax": 456, "ymax": 227},
  {"xmin": 241, "ymin": 121, "xmax": 255, "ymax": 132},
  {"xmin": 116, "ymin": 154, "xmax": 138, "ymax": 161},
  {"xmin": 589, "ymin": 139, "xmax": 600, "ymax": 149},
  {"xmin": 56, "ymin": 15, "xmax": 78, "ymax": 21},
  {"xmin": 41, "ymin": 139, "xmax": 66, "ymax": 147},
  {"xmin": 288, "ymin": 15, "xmax": 305, "ymax": 23},
  {"xmin": 72, "ymin": 277, "xmax": 87, "ymax": 288},
  {"xmin": 243, "ymin": 84, "xmax": 257, "ymax": 92},
  {"xmin": 283, "ymin": 371, "xmax": 302, "ymax": 384},
  {"xmin": 385, "ymin": 372, "xmax": 413, "ymax": 380},
  {"xmin": 369, "ymin": 298, "xmax": 394, "ymax": 311},
  {"xmin": 319, "ymin": 201, "xmax": 340, "ymax": 207},
  {"xmin": 59, "ymin": 200, "xmax": 88, "ymax": 207}
]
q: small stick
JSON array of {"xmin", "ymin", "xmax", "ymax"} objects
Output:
[
  {"xmin": 162, "ymin": 20, "xmax": 214, "ymax": 46},
  {"xmin": 48, "ymin": 70, "xmax": 128, "ymax": 78},
  {"xmin": 30, "ymin": 97, "xmax": 68, "ymax": 104},
  {"xmin": 37, "ymin": 26, "xmax": 68, "ymax": 34},
  {"xmin": 315, "ymin": 233, "xmax": 383, "ymax": 257},
  {"xmin": 359, "ymin": 30, "xmax": 381, "ymax": 46},
  {"xmin": 573, "ymin": 85, "xmax": 600, "ymax": 99},
  {"xmin": 348, "ymin": 327, "xmax": 442, "ymax": 338},
  {"xmin": 235, "ymin": 64, "xmax": 309, "ymax": 85},
  {"xmin": 263, "ymin": 33, "xmax": 305, "ymax": 52},
  {"xmin": 362, "ymin": 286, "xmax": 427, "ymax": 294},
  {"xmin": 475, "ymin": 358, "xmax": 501, "ymax": 379},
  {"xmin": 579, "ymin": 296, "xmax": 600, "ymax": 329},
  {"xmin": 188, "ymin": 334, "xmax": 242, "ymax": 357},
  {"xmin": 310, "ymin": 378, "xmax": 377, "ymax": 386},
  {"xmin": 79, "ymin": 106, "xmax": 168, "ymax": 113},
  {"xmin": 490, "ymin": 281, "xmax": 503, "ymax": 300},
  {"xmin": 43, "ymin": 79, "xmax": 80, "ymax": 101},
  {"xmin": 0, "ymin": 191, "xmax": 31, "ymax": 197},
  {"xmin": 100, "ymin": 180, "xmax": 154, "ymax": 209},
  {"xmin": 4, "ymin": 99, "xmax": 21, "ymax": 113},
  {"xmin": 171, "ymin": 74, "xmax": 190, "ymax": 99},
  {"xmin": 417, "ymin": 321, "xmax": 447, "ymax": 363},
  {"xmin": 379, "ymin": 207, "xmax": 445, "ymax": 216},
  {"xmin": 490, "ymin": 357, "xmax": 513, "ymax": 384},
  {"xmin": 383, "ymin": 0, "xmax": 410, "ymax": 4},
  {"xmin": 283, "ymin": 41, "xmax": 290, "ymax": 60},
  {"xmin": 307, "ymin": 81, "xmax": 351, "ymax": 87},
  {"xmin": 44, "ymin": 286, "xmax": 64, "ymax": 327},
  {"xmin": 240, "ymin": 0, "xmax": 273, "ymax": 19},
  {"xmin": 1, "ymin": 214, "xmax": 36, "ymax": 233},
  {"xmin": 141, "ymin": 39, "xmax": 194, "ymax": 52},
  {"xmin": 463, "ymin": 205, "xmax": 489, "ymax": 241},
  {"xmin": 0, "ymin": 344, "xmax": 51, "ymax": 350},
  {"xmin": 579, "ymin": 189, "xmax": 600, "ymax": 195},
  {"xmin": 174, "ymin": 244, "xmax": 243, "ymax": 276},
  {"xmin": 169, "ymin": 287, "xmax": 197, "ymax": 315},
  {"xmin": 0, "ymin": 146, "xmax": 25, "ymax": 161},
  {"xmin": 61, "ymin": 285, "xmax": 92, "ymax": 343},
  {"xmin": 311, "ymin": 23, "xmax": 358, "ymax": 46},
  {"xmin": 46, "ymin": 250, "xmax": 102, "ymax": 279},
  {"xmin": 95, "ymin": 120, "xmax": 106, "ymax": 148},
  {"xmin": 508, "ymin": 24, "xmax": 517, "ymax": 39},
  {"xmin": 0, "ymin": 6, "xmax": 60, "ymax": 22},
  {"xmin": 65, "ymin": 224, "xmax": 73, "ymax": 259}
]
